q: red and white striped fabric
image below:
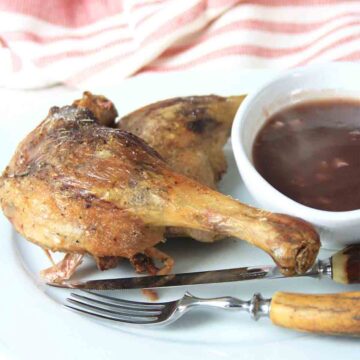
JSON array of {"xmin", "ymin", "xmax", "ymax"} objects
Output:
[{"xmin": 0, "ymin": 0, "xmax": 359, "ymax": 89}]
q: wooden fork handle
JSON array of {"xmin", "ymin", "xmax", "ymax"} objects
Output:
[
  {"xmin": 269, "ymin": 291, "xmax": 360, "ymax": 336},
  {"xmin": 332, "ymin": 245, "xmax": 360, "ymax": 284}
]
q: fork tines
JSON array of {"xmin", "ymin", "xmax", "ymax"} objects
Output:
[{"xmin": 65, "ymin": 291, "xmax": 170, "ymax": 325}]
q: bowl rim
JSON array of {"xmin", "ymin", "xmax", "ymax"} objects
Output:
[{"xmin": 231, "ymin": 62, "xmax": 360, "ymax": 223}]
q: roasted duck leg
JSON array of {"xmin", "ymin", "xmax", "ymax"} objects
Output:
[
  {"xmin": 119, "ymin": 95, "xmax": 244, "ymax": 188},
  {"xmin": 119, "ymin": 94, "xmax": 245, "ymax": 242},
  {"xmin": 0, "ymin": 103, "xmax": 320, "ymax": 281}
]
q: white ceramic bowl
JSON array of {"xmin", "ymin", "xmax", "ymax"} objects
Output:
[{"xmin": 231, "ymin": 62, "xmax": 360, "ymax": 248}]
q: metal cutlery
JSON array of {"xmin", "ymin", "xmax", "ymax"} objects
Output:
[
  {"xmin": 65, "ymin": 290, "xmax": 360, "ymax": 336},
  {"xmin": 52, "ymin": 245, "xmax": 360, "ymax": 291}
]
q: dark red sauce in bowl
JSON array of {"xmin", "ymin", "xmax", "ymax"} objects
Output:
[{"xmin": 253, "ymin": 99, "xmax": 360, "ymax": 212}]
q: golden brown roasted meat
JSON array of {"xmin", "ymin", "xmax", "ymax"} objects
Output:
[
  {"xmin": 73, "ymin": 91, "xmax": 118, "ymax": 127},
  {"xmin": 0, "ymin": 103, "xmax": 320, "ymax": 282},
  {"xmin": 119, "ymin": 95, "xmax": 245, "ymax": 241},
  {"xmin": 119, "ymin": 95, "xmax": 244, "ymax": 188}
]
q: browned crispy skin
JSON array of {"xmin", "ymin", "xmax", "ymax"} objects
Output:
[
  {"xmin": 119, "ymin": 95, "xmax": 244, "ymax": 188},
  {"xmin": 0, "ymin": 104, "xmax": 320, "ymax": 276},
  {"xmin": 119, "ymin": 95, "xmax": 245, "ymax": 241},
  {"xmin": 0, "ymin": 107, "xmax": 164, "ymax": 260},
  {"xmin": 94, "ymin": 256, "xmax": 120, "ymax": 271},
  {"xmin": 73, "ymin": 91, "xmax": 118, "ymax": 127}
]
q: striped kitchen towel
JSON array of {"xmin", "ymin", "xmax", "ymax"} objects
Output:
[{"xmin": 0, "ymin": 0, "xmax": 359, "ymax": 89}]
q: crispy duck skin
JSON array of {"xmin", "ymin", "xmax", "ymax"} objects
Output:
[
  {"xmin": 119, "ymin": 95, "xmax": 245, "ymax": 242},
  {"xmin": 0, "ymin": 104, "xmax": 320, "ymax": 277},
  {"xmin": 119, "ymin": 95, "xmax": 244, "ymax": 189},
  {"xmin": 73, "ymin": 91, "xmax": 118, "ymax": 127}
]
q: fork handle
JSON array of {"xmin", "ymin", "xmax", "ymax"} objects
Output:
[
  {"xmin": 269, "ymin": 291, "xmax": 360, "ymax": 336},
  {"xmin": 331, "ymin": 245, "xmax": 360, "ymax": 284}
]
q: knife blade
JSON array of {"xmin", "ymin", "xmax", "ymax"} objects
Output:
[
  {"xmin": 49, "ymin": 262, "xmax": 322, "ymax": 290},
  {"xmin": 48, "ymin": 245, "xmax": 360, "ymax": 290}
]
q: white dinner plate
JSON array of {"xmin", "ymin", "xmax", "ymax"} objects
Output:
[{"xmin": 0, "ymin": 68, "xmax": 359, "ymax": 360}]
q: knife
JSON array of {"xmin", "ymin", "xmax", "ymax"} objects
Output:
[{"xmin": 50, "ymin": 245, "xmax": 360, "ymax": 290}]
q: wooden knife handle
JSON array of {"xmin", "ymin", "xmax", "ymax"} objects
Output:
[
  {"xmin": 331, "ymin": 245, "xmax": 360, "ymax": 284},
  {"xmin": 269, "ymin": 291, "xmax": 360, "ymax": 336}
]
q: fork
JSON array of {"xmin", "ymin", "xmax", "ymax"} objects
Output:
[{"xmin": 65, "ymin": 290, "xmax": 360, "ymax": 336}]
